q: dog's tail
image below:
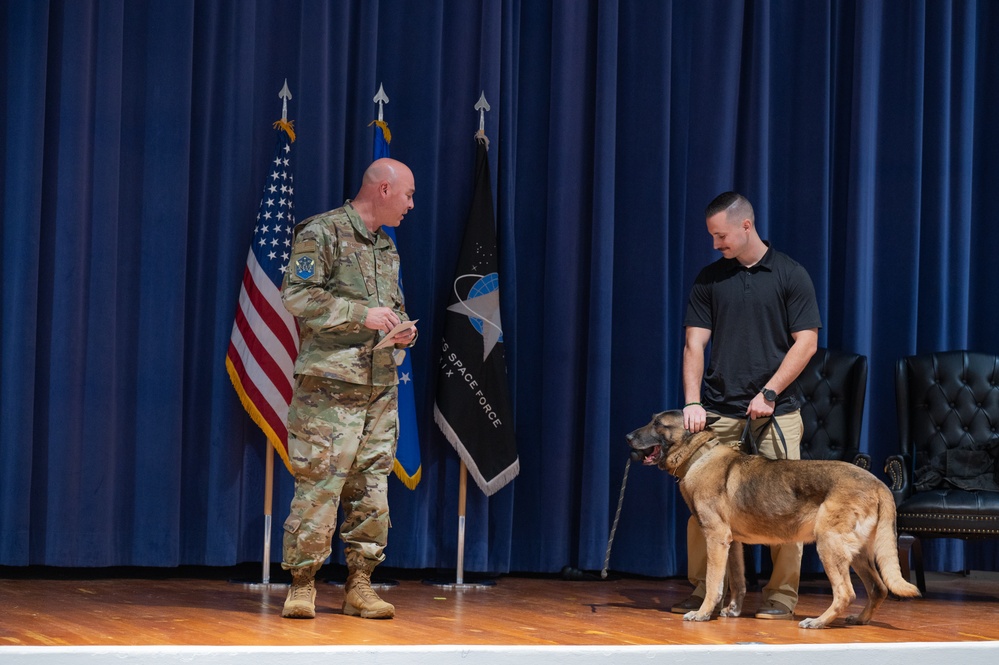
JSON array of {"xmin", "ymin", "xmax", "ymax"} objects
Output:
[{"xmin": 874, "ymin": 488, "xmax": 921, "ymax": 598}]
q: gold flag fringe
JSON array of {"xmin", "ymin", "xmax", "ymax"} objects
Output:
[
  {"xmin": 226, "ymin": 356, "xmax": 294, "ymax": 475},
  {"xmin": 393, "ymin": 459, "xmax": 422, "ymax": 490},
  {"xmin": 273, "ymin": 118, "xmax": 296, "ymax": 142}
]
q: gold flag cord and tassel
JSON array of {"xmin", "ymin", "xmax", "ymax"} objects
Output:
[
  {"xmin": 368, "ymin": 119, "xmax": 392, "ymax": 144},
  {"xmin": 273, "ymin": 118, "xmax": 296, "ymax": 142}
]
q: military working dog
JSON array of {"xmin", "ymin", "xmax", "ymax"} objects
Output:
[{"xmin": 626, "ymin": 410, "xmax": 920, "ymax": 629}]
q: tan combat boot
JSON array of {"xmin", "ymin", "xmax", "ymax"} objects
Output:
[
  {"xmin": 282, "ymin": 571, "xmax": 317, "ymax": 619},
  {"xmin": 342, "ymin": 570, "xmax": 394, "ymax": 619}
]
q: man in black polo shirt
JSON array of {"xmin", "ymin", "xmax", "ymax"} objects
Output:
[{"xmin": 673, "ymin": 191, "xmax": 821, "ymax": 620}]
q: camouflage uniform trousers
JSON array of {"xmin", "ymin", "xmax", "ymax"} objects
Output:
[{"xmin": 281, "ymin": 375, "xmax": 398, "ymax": 578}]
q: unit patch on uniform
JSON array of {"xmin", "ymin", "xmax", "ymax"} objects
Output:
[{"xmin": 295, "ymin": 255, "xmax": 316, "ymax": 279}]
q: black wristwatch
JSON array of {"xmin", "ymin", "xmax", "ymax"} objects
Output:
[{"xmin": 762, "ymin": 388, "xmax": 778, "ymax": 402}]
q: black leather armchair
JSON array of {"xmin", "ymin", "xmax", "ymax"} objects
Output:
[
  {"xmin": 797, "ymin": 347, "xmax": 871, "ymax": 469},
  {"xmin": 886, "ymin": 350, "xmax": 999, "ymax": 592}
]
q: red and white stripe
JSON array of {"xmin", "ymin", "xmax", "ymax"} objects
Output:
[{"xmin": 226, "ymin": 249, "xmax": 298, "ymax": 466}]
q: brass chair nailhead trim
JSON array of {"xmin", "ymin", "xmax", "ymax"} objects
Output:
[
  {"xmin": 899, "ymin": 512, "xmax": 999, "ymax": 522},
  {"xmin": 898, "ymin": 527, "xmax": 999, "ymax": 535}
]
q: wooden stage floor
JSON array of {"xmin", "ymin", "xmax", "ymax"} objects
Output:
[{"xmin": 2, "ymin": 566, "xmax": 998, "ymax": 647}]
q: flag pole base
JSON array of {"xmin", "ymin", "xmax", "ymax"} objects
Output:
[
  {"xmin": 420, "ymin": 575, "xmax": 497, "ymax": 590},
  {"xmin": 227, "ymin": 564, "xmax": 290, "ymax": 587},
  {"xmin": 423, "ymin": 463, "xmax": 498, "ymax": 589},
  {"xmin": 236, "ymin": 581, "xmax": 288, "ymax": 589}
]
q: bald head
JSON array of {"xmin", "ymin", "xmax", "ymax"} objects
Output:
[
  {"xmin": 362, "ymin": 158, "xmax": 408, "ymax": 189},
  {"xmin": 353, "ymin": 158, "xmax": 415, "ymax": 232}
]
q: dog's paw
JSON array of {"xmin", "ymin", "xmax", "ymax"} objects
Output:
[
  {"xmin": 844, "ymin": 614, "xmax": 869, "ymax": 625},
  {"xmin": 720, "ymin": 603, "xmax": 742, "ymax": 617},
  {"xmin": 683, "ymin": 610, "xmax": 713, "ymax": 622},
  {"xmin": 798, "ymin": 617, "xmax": 828, "ymax": 629}
]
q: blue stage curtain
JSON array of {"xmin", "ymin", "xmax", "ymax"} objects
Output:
[{"xmin": 2, "ymin": 0, "xmax": 998, "ymax": 575}]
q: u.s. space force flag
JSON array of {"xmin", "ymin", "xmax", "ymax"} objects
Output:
[{"xmin": 434, "ymin": 137, "xmax": 518, "ymax": 496}]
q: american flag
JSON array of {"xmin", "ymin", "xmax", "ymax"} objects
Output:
[{"xmin": 225, "ymin": 120, "xmax": 299, "ymax": 473}]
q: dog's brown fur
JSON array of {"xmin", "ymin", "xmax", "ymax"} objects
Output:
[{"xmin": 626, "ymin": 410, "xmax": 920, "ymax": 629}]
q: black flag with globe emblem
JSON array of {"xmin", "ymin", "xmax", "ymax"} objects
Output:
[{"xmin": 434, "ymin": 137, "xmax": 519, "ymax": 496}]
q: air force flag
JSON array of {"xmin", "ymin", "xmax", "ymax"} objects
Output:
[{"xmin": 371, "ymin": 114, "xmax": 422, "ymax": 489}]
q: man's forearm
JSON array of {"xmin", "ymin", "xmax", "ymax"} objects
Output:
[
  {"xmin": 682, "ymin": 345, "xmax": 705, "ymax": 403},
  {"xmin": 765, "ymin": 330, "xmax": 818, "ymax": 395}
]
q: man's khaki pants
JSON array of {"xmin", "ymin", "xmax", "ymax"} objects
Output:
[{"xmin": 684, "ymin": 411, "xmax": 803, "ymax": 611}]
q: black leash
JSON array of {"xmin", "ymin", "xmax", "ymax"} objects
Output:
[
  {"xmin": 740, "ymin": 415, "xmax": 789, "ymax": 459},
  {"xmin": 601, "ymin": 456, "xmax": 631, "ymax": 579}
]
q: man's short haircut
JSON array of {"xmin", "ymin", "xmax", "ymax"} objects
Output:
[{"xmin": 705, "ymin": 191, "xmax": 754, "ymax": 224}]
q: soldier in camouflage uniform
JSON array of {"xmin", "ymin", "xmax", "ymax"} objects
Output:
[{"xmin": 280, "ymin": 158, "xmax": 417, "ymax": 620}]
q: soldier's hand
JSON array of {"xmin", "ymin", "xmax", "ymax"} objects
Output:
[
  {"xmin": 388, "ymin": 324, "xmax": 417, "ymax": 345},
  {"xmin": 365, "ymin": 307, "xmax": 400, "ymax": 333}
]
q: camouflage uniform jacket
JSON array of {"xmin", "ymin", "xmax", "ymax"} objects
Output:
[{"xmin": 282, "ymin": 201, "xmax": 411, "ymax": 386}]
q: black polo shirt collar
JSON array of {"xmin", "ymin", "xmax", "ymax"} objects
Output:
[{"xmin": 723, "ymin": 241, "xmax": 774, "ymax": 274}]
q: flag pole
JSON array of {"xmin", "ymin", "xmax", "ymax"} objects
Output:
[
  {"xmin": 254, "ymin": 80, "xmax": 293, "ymax": 588},
  {"xmin": 262, "ymin": 444, "xmax": 275, "ymax": 584},
  {"xmin": 261, "ymin": 78, "xmax": 291, "ymax": 586},
  {"xmin": 237, "ymin": 443, "xmax": 280, "ymax": 588},
  {"xmin": 427, "ymin": 92, "xmax": 500, "ymax": 589},
  {"xmin": 432, "ymin": 458, "xmax": 493, "ymax": 588},
  {"xmin": 452, "ymin": 93, "xmax": 489, "ymax": 588},
  {"xmin": 456, "ymin": 461, "xmax": 468, "ymax": 584},
  {"xmin": 228, "ymin": 78, "xmax": 298, "ymax": 588}
]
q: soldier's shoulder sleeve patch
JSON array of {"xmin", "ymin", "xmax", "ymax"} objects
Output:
[
  {"xmin": 290, "ymin": 234, "xmax": 321, "ymax": 282},
  {"xmin": 294, "ymin": 254, "xmax": 317, "ymax": 280}
]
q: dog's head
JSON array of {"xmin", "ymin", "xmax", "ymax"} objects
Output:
[{"xmin": 625, "ymin": 410, "xmax": 719, "ymax": 471}]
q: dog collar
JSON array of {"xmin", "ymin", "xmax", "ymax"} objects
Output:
[{"xmin": 670, "ymin": 437, "xmax": 722, "ymax": 481}]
